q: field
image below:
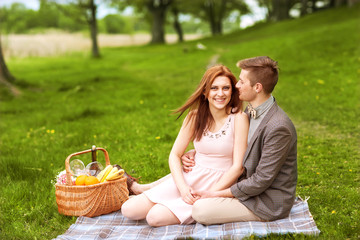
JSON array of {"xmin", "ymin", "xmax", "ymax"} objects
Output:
[
  {"xmin": 0, "ymin": 4, "xmax": 359, "ymax": 240},
  {"xmin": 2, "ymin": 32, "xmax": 202, "ymax": 58}
]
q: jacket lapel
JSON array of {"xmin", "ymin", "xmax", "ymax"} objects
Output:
[{"xmin": 243, "ymin": 101, "xmax": 279, "ymax": 165}]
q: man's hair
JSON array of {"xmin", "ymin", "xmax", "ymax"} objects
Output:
[{"xmin": 237, "ymin": 56, "xmax": 279, "ymax": 94}]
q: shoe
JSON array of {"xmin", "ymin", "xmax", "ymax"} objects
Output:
[{"xmin": 113, "ymin": 164, "xmax": 139, "ymax": 195}]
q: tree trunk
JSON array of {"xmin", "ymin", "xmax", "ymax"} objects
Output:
[
  {"xmin": 150, "ymin": 8, "xmax": 166, "ymax": 44},
  {"xmin": 272, "ymin": 0, "xmax": 291, "ymax": 21},
  {"xmin": 205, "ymin": 0, "xmax": 223, "ymax": 36},
  {"xmin": 172, "ymin": 7, "xmax": 183, "ymax": 42},
  {"xmin": 0, "ymin": 38, "xmax": 15, "ymax": 82},
  {"xmin": 311, "ymin": 0, "xmax": 317, "ymax": 12},
  {"xmin": 89, "ymin": 0, "xmax": 100, "ymax": 58},
  {"xmin": 347, "ymin": 0, "xmax": 360, "ymax": 7},
  {"xmin": 0, "ymin": 36, "xmax": 21, "ymax": 96},
  {"xmin": 301, "ymin": 0, "xmax": 308, "ymax": 16},
  {"xmin": 148, "ymin": 0, "xmax": 172, "ymax": 44}
]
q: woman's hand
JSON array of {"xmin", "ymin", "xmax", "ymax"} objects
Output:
[{"xmin": 180, "ymin": 186, "xmax": 200, "ymax": 205}]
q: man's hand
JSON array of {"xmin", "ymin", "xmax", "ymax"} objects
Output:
[
  {"xmin": 192, "ymin": 188, "xmax": 234, "ymax": 200},
  {"xmin": 181, "ymin": 149, "xmax": 196, "ymax": 172},
  {"xmin": 192, "ymin": 190, "xmax": 217, "ymax": 199}
]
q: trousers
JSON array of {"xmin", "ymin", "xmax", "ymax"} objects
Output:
[{"xmin": 192, "ymin": 197, "xmax": 262, "ymax": 225}]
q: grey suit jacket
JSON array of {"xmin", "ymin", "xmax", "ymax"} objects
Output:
[{"xmin": 230, "ymin": 101, "xmax": 297, "ymax": 221}]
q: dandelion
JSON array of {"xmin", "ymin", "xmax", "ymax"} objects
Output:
[
  {"xmin": 349, "ymin": 169, "xmax": 352, "ymax": 172},
  {"xmin": 317, "ymin": 79, "xmax": 325, "ymax": 84},
  {"xmin": 316, "ymin": 172, "xmax": 320, "ymax": 175},
  {"xmin": 331, "ymin": 210, "xmax": 336, "ymax": 214},
  {"xmin": 51, "ymin": 129, "xmax": 55, "ymax": 134},
  {"xmin": 46, "ymin": 129, "xmax": 50, "ymax": 133},
  {"xmin": 140, "ymin": 100, "xmax": 144, "ymax": 104},
  {"xmin": 94, "ymin": 135, "xmax": 97, "ymax": 139},
  {"xmin": 155, "ymin": 136, "xmax": 161, "ymax": 140}
]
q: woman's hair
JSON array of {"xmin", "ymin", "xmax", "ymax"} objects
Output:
[
  {"xmin": 236, "ymin": 56, "xmax": 279, "ymax": 93},
  {"xmin": 174, "ymin": 65, "xmax": 242, "ymax": 141}
]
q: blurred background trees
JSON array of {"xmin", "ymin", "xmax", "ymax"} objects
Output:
[
  {"xmin": 1, "ymin": 0, "xmax": 357, "ymax": 37},
  {"xmin": 0, "ymin": 0, "xmax": 358, "ymax": 56}
]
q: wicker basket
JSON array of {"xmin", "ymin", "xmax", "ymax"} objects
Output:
[{"xmin": 55, "ymin": 147, "xmax": 129, "ymax": 217}]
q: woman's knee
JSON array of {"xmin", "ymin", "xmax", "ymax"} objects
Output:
[
  {"xmin": 121, "ymin": 195, "xmax": 152, "ymax": 220},
  {"xmin": 121, "ymin": 199, "xmax": 137, "ymax": 219},
  {"xmin": 146, "ymin": 204, "xmax": 180, "ymax": 227},
  {"xmin": 146, "ymin": 211, "xmax": 163, "ymax": 227}
]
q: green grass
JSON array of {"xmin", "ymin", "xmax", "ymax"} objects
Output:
[{"xmin": 1, "ymin": 5, "xmax": 359, "ymax": 239}]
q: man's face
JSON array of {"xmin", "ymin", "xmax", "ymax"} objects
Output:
[{"xmin": 236, "ymin": 69, "xmax": 257, "ymax": 102}]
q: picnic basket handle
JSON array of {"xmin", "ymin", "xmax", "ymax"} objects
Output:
[{"xmin": 65, "ymin": 146, "xmax": 110, "ymax": 185}]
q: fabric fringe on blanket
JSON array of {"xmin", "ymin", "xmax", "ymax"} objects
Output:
[{"xmin": 55, "ymin": 197, "xmax": 320, "ymax": 240}]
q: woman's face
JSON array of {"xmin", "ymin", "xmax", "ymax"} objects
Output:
[{"xmin": 207, "ymin": 76, "xmax": 232, "ymax": 111}]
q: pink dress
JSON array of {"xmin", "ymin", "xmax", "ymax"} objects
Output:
[{"xmin": 144, "ymin": 114, "xmax": 235, "ymax": 224}]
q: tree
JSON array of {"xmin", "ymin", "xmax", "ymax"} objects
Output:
[
  {"xmin": 51, "ymin": 0, "xmax": 100, "ymax": 57},
  {"xmin": 258, "ymin": 0, "xmax": 297, "ymax": 21},
  {"xmin": 180, "ymin": 0, "xmax": 250, "ymax": 36},
  {"xmin": 0, "ymin": 39, "xmax": 15, "ymax": 83},
  {"xmin": 170, "ymin": 3, "xmax": 183, "ymax": 42},
  {"xmin": 108, "ymin": 0, "xmax": 173, "ymax": 44},
  {"xmin": 0, "ymin": 36, "xmax": 20, "ymax": 96},
  {"xmin": 147, "ymin": 0, "xmax": 173, "ymax": 43}
]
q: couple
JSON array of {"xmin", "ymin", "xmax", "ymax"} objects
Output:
[{"xmin": 121, "ymin": 56, "xmax": 297, "ymax": 227}]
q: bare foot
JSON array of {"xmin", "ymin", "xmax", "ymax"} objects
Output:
[{"xmin": 130, "ymin": 182, "xmax": 153, "ymax": 195}]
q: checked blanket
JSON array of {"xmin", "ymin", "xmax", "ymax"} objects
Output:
[{"xmin": 55, "ymin": 197, "xmax": 320, "ymax": 240}]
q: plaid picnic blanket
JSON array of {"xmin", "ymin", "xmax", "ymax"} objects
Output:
[{"xmin": 55, "ymin": 197, "xmax": 320, "ymax": 240}]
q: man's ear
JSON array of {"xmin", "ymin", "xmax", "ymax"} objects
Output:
[{"xmin": 254, "ymin": 83, "xmax": 263, "ymax": 93}]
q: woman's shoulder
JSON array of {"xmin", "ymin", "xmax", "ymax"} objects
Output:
[
  {"xmin": 233, "ymin": 111, "xmax": 248, "ymax": 120},
  {"xmin": 233, "ymin": 111, "xmax": 249, "ymax": 127}
]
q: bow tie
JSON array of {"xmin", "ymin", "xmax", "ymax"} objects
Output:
[{"xmin": 247, "ymin": 104, "xmax": 257, "ymax": 119}]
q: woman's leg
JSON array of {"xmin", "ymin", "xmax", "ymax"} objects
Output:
[
  {"xmin": 131, "ymin": 174, "xmax": 172, "ymax": 195},
  {"xmin": 121, "ymin": 194, "xmax": 155, "ymax": 220},
  {"xmin": 146, "ymin": 204, "xmax": 180, "ymax": 227}
]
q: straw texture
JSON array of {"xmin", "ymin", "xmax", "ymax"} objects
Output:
[
  {"xmin": 55, "ymin": 147, "xmax": 129, "ymax": 217},
  {"xmin": 55, "ymin": 177, "xmax": 129, "ymax": 217}
]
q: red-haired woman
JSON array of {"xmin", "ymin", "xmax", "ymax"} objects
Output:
[{"xmin": 121, "ymin": 65, "xmax": 249, "ymax": 226}]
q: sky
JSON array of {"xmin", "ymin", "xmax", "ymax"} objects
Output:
[{"xmin": 0, "ymin": 0, "xmax": 267, "ymax": 28}]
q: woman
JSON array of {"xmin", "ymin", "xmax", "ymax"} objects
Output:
[{"xmin": 121, "ymin": 65, "xmax": 249, "ymax": 226}]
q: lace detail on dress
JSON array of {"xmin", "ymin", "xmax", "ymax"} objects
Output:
[{"xmin": 203, "ymin": 115, "xmax": 232, "ymax": 139}]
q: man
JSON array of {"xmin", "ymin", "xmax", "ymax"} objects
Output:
[{"xmin": 129, "ymin": 56, "xmax": 297, "ymax": 224}]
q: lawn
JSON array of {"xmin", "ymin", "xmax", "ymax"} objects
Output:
[{"xmin": 0, "ymin": 4, "xmax": 359, "ymax": 240}]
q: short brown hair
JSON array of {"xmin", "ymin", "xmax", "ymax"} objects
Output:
[{"xmin": 237, "ymin": 56, "xmax": 279, "ymax": 93}]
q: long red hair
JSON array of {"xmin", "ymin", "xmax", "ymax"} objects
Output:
[{"xmin": 174, "ymin": 65, "xmax": 242, "ymax": 141}]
